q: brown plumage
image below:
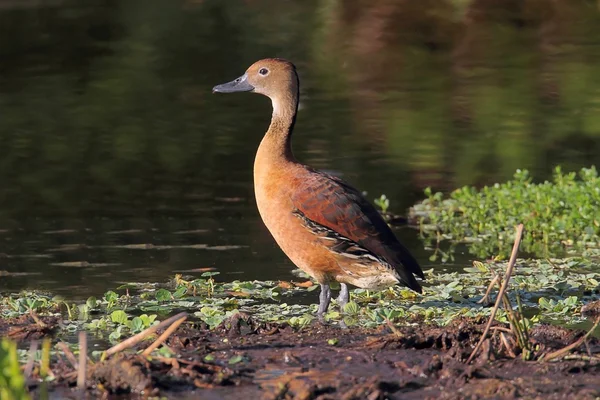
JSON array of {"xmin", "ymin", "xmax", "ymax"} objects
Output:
[{"xmin": 213, "ymin": 58, "xmax": 424, "ymax": 317}]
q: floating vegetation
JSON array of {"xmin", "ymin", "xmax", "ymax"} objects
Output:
[
  {"xmin": 2, "ymin": 255, "xmax": 599, "ymax": 343},
  {"xmin": 410, "ymin": 167, "xmax": 600, "ymax": 258}
]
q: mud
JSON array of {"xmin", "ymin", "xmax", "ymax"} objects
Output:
[
  {"xmin": 0, "ymin": 313, "xmax": 58, "ymax": 341},
  {"xmin": 20, "ymin": 314, "xmax": 600, "ymax": 399}
]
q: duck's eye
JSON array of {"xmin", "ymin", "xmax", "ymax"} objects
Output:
[{"xmin": 259, "ymin": 68, "xmax": 269, "ymax": 76}]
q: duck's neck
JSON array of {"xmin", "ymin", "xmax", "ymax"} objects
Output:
[{"xmin": 259, "ymin": 91, "xmax": 299, "ymax": 163}]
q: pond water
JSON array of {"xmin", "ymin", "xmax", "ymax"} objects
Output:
[{"xmin": 1, "ymin": 0, "xmax": 600, "ymax": 298}]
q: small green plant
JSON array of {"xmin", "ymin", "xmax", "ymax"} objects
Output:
[
  {"xmin": 412, "ymin": 167, "xmax": 600, "ymax": 258},
  {"xmin": 228, "ymin": 354, "xmax": 245, "ymax": 365},
  {"xmin": 288, "ymin": 314, "xmax": 315, "ymax": 330},
  {"xmin": 0, "ymin": 339, "xmax": 30, "ymax": 400},
  {"xmin": 538, "ymin": 296, "xmax": 580, "ymax": 315},
  {"xmin": 374, "ymin": 194, "xmax": 390, "ymax": 213}
]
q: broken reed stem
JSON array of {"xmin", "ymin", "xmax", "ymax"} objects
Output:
[
  {"xmin": 23, "ymin": 340, "xmax": 38, "ymax": 378},
  {"xmin": 467, "ymin": 223, "xmax": 524, "ymax": 364},
  {"xmin": 384, "ymin": 318, "xmax": 403, "ymax": 338},
  {"xmin": 542, "ymin": 317, "xmax": 600, "ymax": 362},
  {"xmin": 499, "ymin": 332, "xmax": 516, "ymax": 358},
  {"xmin": 105, "ymin": 312, "xmax": 188, "ymax": 357},
  {"xmin": 141, "ymin": 313, "xmax": 188, "ymax": 356},
  {"xmin": 57, "ymin": 342, "xmax": 79, "ymax": 370},
  {"xmin": 77, "ymin": 331, "xmax": 87, "ymax": 390},
  {"xmin": 477, "ymin": 273, "xmax": 501, "ymax": 304},
  {"xmin": 490, "ymin": 326, "xmax": 513, "ymax": 334},
  {"xmin": 29, "ymin": 309, "xmax": 47, "ymax": 329},
  {"xmin": 477, "ymin": 272, "xmax": 500, "ymax": 304}
]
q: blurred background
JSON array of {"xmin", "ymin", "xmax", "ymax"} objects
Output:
[{"xmin": 1, "ymin": 0, "xmax": 600, "ymax": 298}]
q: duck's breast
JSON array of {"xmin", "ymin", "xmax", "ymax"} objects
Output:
[{"xmin": 253, "ymin": 158, "xmax": 342, "ymax": 283}]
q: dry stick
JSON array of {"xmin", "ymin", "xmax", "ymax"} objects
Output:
[
  {"xmin": 23, "ymin": 340, "xmax": 38, "ymax": 378},
  {"xmin": 490, "ymin": 326, "xmax": 513, "ymax": 334},
  {"xmin": 384, "ymin": 318, "xmax": 402, "ymax": 338},
  {"xmin": 105, "ymin": 312, "xmax": 188, "ymax": 357},
  {"xmin": 29, "ymin": 309, "xmax": 47, "ymax": 329},
  {"xmin": 57, "ymin": 342, "xmax": 79, "ymax": 369},
  {"xmin": 542, "ymin": 317, "xmax": 600, "ymax": 362},
  {"xmin": 141, "ymin": 313, "xmax": 188, "ymax": 356},
  {"xmin": 499, "ymin": 332, "xmax": 517, "ymax": 358},
  {"xmin": 466, "ymin": 224, "xmax": 524, "ymax": 364},
  {"xmin": 77, "ymin": 331, "xmax": 87, "ymax": 390},
  {"xmin": 477, "ymin": 273, "xmax": 501, "ymax": 304}
]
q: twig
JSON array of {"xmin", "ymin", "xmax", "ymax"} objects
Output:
[
  {"xmin": 490, "ymin": 326, "xmax": 513, "ymax": 334},
  {"xmin": 384, "ymin": 318, "xmax": 403, "ymax": 338},
  {"xmin": 105, "ymin": 312, "xmax": 188, "ymax": 357},
  {"xmin": 500, "ymin": 332, "xmax": 516, "ymax": 358},
  {"xmin": 141, "ymin": 313, "xmax": 188, "ymax": 356},
  {"xmin": 29, "ymin": 309, "xmax": 47, "ymax": 329},
  {"xmin": 23, "ymin": 340, "xmax": 38, "ymax": 378},
  {"xmin": 57, "ymin": 342, "xmax": 79, "ymax": 369},
  {"xmin": 77, "ymin": 331, "xmax": 87, "ymax": 390},
  {"xmin": 477, "ymin": 273, "xmax": 501, "ymax": 304},
  {"xmin": 541, "ymin": 317, "xmax": 600, "ymax": 362},
  {"xmin": 467, "ymin": 224, "xmax": 524, "ymax": 364},
  {"xmin": 562, "ymin": 354, "xmax": 600, "ymax": 363}
]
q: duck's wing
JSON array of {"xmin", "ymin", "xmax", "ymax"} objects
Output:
[{"xmin": 291, "ymin": 168, "xmax": 424, "ymax": 292}]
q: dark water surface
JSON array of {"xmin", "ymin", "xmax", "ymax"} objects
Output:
[{"xmin": 2, "ymin": 0, "xmax": 600, "ymax": 298}]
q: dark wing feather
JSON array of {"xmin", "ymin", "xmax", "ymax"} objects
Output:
[{"xmin": 291, "ymin": 168, "xmax": 424, "ymax": 292}]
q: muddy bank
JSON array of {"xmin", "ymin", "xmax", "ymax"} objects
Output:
[{"xmin": 23, "ymin": 315, "xmax": 600, "ymax": 399}]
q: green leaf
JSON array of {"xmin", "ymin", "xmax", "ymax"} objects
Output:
[
  {"xmin": 228, "ymin": 354, "xmax": 244, "ymax": 365},
  {"xmin": 139, "ymin": 314, "xmax": 157, "ymax": 327},
  {"xmin": 104, "ymin": 291, "xmax": 119, "ymax": 303},
  {"xmin": 155, "ymin": 289, "xmax": 172, "ymax": 302},
  {"xmin": 130, "ymin": 317, "xmax": 144, "ymax": 332},
  {"xmin": 86, "ymin": 296, "xmax": 98, "ymax": 309},
  {"xmin": 173, "ymin": 286, "xmax": 187, "ymax": 298},
  {"xmin": 109, "ymin": 326, "xmax": 123, "ymax": 342},
  {"xmin": 343, "ymin": 301, "xmax": 360, "ymax": 315},
  {"xmin": 110, "ymin": 310, "xmax": 128, "ymax": 325}
]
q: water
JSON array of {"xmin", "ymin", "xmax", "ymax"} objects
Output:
[{"xmin": 1, "ymin": 0, "xmax": 600, "ymax": 298}]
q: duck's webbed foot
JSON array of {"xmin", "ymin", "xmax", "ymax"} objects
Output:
[
  {"xmin": 336, "ymin": 283, "xmax": 349, "ymax": 309},
  {"xmin": 317, "ymin": 283, "xmax": 331, "ymax": 322}
]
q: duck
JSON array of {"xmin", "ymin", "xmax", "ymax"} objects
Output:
[{"xmin": 213, "ymin": 58, "xmax": 424, "ymax": 318}]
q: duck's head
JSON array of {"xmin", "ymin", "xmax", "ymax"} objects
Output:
[{"xmin": 212, "ymin": 58, "xmax": 298, "ymax": 102}]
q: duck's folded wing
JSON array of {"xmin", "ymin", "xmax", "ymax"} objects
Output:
[{"xmin": 290, "ymin": 169, "xmax": 424, "ymax": 291}]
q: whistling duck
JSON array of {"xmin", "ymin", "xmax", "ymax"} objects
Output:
[{"xmin": 213, "ymin": 58, "xmax": 424, "ymax": 317}]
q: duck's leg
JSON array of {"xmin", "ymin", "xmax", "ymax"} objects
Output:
[
  {"xmin": 317, "ymin": 284, "xmax": 331, "ymax": 319},
  {"xmin": 336, "ymin": 283, "xmax": 349, "ymax": 309}
]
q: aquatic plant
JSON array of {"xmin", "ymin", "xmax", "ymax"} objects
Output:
[
  {"xmin": 1, "ymin": 253, "xmax": 598, "ymax": 341},
  {"xmin": 411, "ymin": 167, "xmax": 600, "ymax": 258},
  {"xmin": 374, "ymin": 194, "xmax": 390, "ymax": 213}
]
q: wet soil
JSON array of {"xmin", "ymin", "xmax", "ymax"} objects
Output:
[
  {"xmin": 16, "ymin": 314, "xmax": 600, "ymax": 399},
  {"xmin": 0, "ymin": 313, "xmax": 58, "ymax": 341}
]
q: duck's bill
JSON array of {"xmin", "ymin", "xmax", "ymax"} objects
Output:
[{"xmin": 212, "ymin": 73, "xmax": 254, "ymax": 93}]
